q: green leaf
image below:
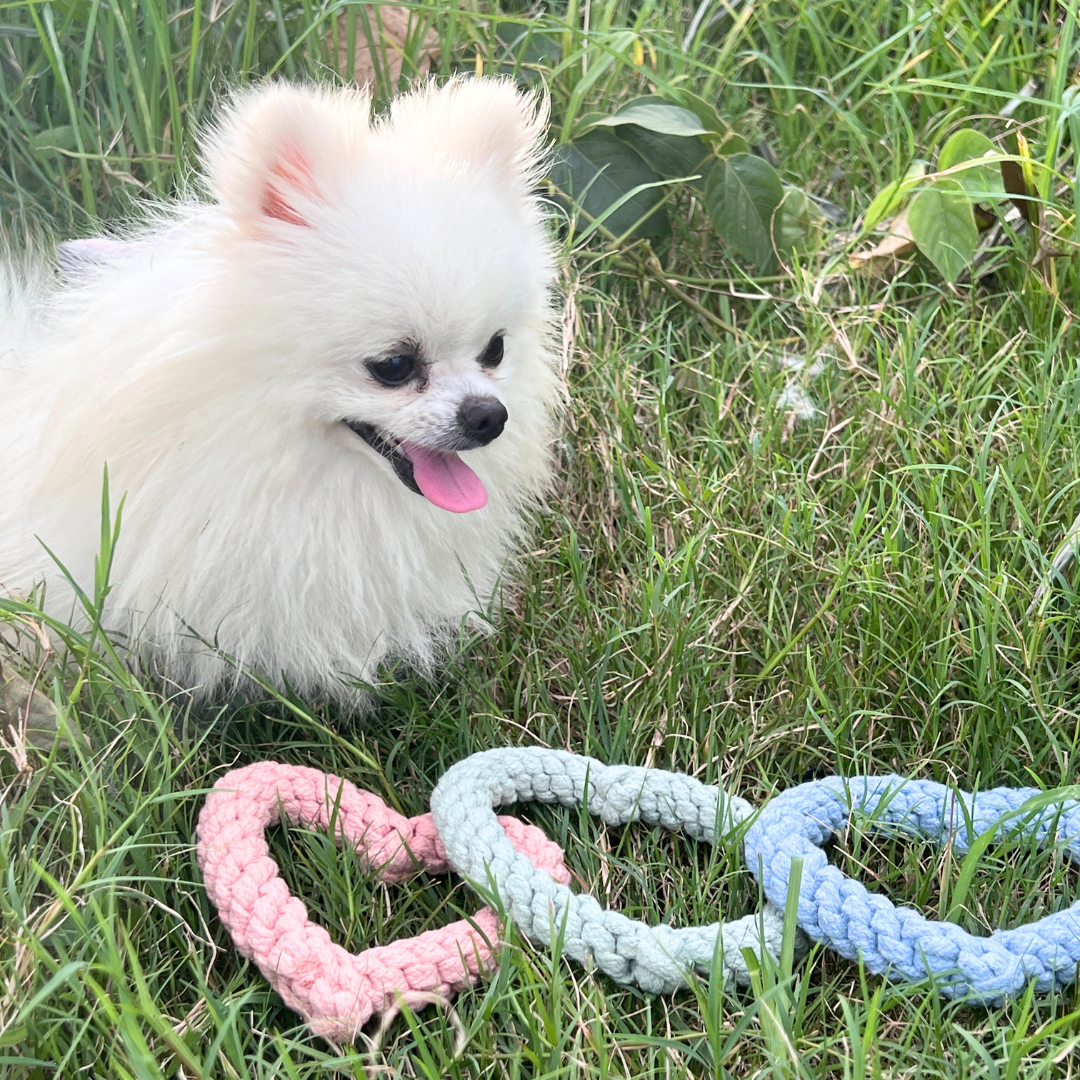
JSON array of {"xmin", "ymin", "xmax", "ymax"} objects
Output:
[
  {"xmin": 29, "ymin": 125, "xmax": 77, "ymax": 156},
  {"xmin": 704, "ymin": 153, "xmax": 785, "ymax": 271},
  {"xmin": 613, "ymin": 126, "xmax": 712, "ymax": 185},
  {"xmin": 713, "ymin": 131, "xmax": 751, "ymax": 156},
  {"xmin": 591, "ymin": 99, "xmax": 711, "ymax": 137},
  {"xmin": 908, "ymin": 179, "xmax": 978, "ymax": 282},
  {"xmin": 492, "ymin": 20, "xmax": 562, "ymax": 86},
  {"xmin": 777, "ymin": 186, "xmax": 824, "ymax": 255},
  {"xmin": 616, "ymin": 137, "xmax": 711, "ymax": 190},
  {"xmin": 549, "ymin": 131, "xmax": 670, "ymax": 241},
  {"xmin": 578, "ymin": 98, "xmax": 713, "ymax": 186},
  {"xmin": 50, "ymin": 0, "xmax": 93, "ymax": 22},
  {"xmin": 862, "ymin": 160, "xmax": 926, "ymax": 233},
  {"xmin": 659, "ymin": 88, "xmax": 727, "ymax": 133},
  {"xmin": 650, "ymin": 87, "xmax": 749, "ymax": 154},
  {"xmin": 571, "ymin": 111, "xmax": 610, "ymax": 138},
  {"xmin": 937, "ymin": 128, "xmax": 1005, "ymax": 200},
  {"xmin": 938, "ymin": 129, "xmax": 996, "ymax": 171}
]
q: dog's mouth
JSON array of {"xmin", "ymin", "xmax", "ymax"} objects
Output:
[{"xmin": 344, "ymin": 420, "xmax": 488, "ymax": 514}]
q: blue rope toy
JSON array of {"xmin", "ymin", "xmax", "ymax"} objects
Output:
[{"xmin": 744, "ymin": 775, "xmax": 1080, "ymax": 1004}]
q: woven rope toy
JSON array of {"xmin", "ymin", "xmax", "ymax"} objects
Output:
[
  {"xmin": 744, "ymin": 774, "xmax": 1080, "ymax": 1004},
  {"xmin": 430, "ymin": 747, "xmax": 800, "ymax": 993},
  {"xmin": 196, "ymin": 762, "xmax": 569, "ymax": 1043}
]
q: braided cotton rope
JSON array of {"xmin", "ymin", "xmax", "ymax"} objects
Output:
[
  {"xmin": 744, "ymin": 774, "xmax": 1080, "ymax": 1004},
  {"xmin": 196, "ymin": 762, "xmax": 569, "ymax": 1043},
  {"xmin": 430, "ymin": 747, "xmax": 800, "ymax": 993}
]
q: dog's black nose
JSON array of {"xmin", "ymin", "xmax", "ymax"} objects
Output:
[{"xmin": 457, "ymin": 396, "xmax": 507, "ymax": 447}]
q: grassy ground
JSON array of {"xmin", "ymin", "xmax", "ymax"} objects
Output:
[{"xmin": 5, "ymin": 0, "xmax": 1080, "ymax": 1075}]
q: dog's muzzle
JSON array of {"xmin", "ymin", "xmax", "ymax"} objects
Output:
[
  {"xmin": 344, "ymin": 420, "xmax": 421, "ymax": 495},
  {"xmin": 456, "ymin": 396, "xmax": 508, "ymax": 448},
  {"xmin": 342, "ymin": 400, "xmax": 505, "ymax": 514}
]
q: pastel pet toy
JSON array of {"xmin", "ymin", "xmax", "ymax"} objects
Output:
[
  {"xmin": 744, "ymin": 774, "xmax": 1080, "ymax": 1004},
  {"xmin": 430, "ymin": 747, "xmax": 800, "ymax": 993},
  {"xmin": 196, "ymin": 762, "xmax": 569, "ymax": 1044}
]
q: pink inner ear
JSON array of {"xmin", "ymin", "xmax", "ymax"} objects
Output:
[{"xmin": 261, "ymin": 146, "xmax": 318, "ymax": 227}]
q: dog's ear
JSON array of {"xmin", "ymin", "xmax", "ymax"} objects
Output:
[
  {"xmin": 388, "ymin": 78, "xmax": 548, "ymax": 186},
  {"xmin": 204, "ymin": 83, "xmax": 370, "ymax": 233}
]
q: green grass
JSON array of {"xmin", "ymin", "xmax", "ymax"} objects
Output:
[{"xmin": 6, "ymin": 0, "xmax": 1080, "ymax": 1075}]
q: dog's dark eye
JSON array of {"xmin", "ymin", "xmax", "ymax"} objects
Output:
[
  {"xmin": 479, "ymin": 333, "xmax": 505, "ymax": 369},
  {"xmin": 367, "ymin": 353, "xmax": 417, "ymax": 387}
]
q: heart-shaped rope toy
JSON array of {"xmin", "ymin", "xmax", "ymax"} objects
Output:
[
  {"xmin": 196, "ymin": 762, "xmax": 569, "ymax": 1044},
  {"xmin": 430, "ymin": 747, "xmax": 800, "ymax": 993},
  {"xmin": 744, "ymin": 774, "xmax": 1080, "ymax": 1003}
]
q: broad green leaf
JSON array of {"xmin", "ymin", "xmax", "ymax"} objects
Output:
[
  {"xmin": 862, "ymin": 160, "xmax": 926, "ymax": 233},
  {"xmin": 777, "ymin": 186, "xmax": 824, "ymax": 255},
  {"xmin": 493, "ymin": 20, "xmax": 562, "ymax": 86},
  {"xmin": 937, "ymin": 129, "xmax": 1004, "ymax": 200},
  {"xmin": 612, "ymin": 127, "xmax": 711, "ymax": 186},
  {"xmin": 579, "ymin": 98, "xmax": 713, "ymax": 186},
  {"xmin": 571, "ymin": 111, "xmax": 609, "ymax": 138},
  {"xmin": 29, "ymin": 125, "xmax": 77, "ymax": 156},
  {"xmin": 652, "ymin": 87, "xmax": 749, "ymax": 153},
  {"xmin": 549, "ymin": 131, "xmax": 670, "ymax": 241},
  {"xmin": 705, "ymin": 153, "xmax": 785, "ymax": 270},
  {"xmin": 908, "ymin": 179, "xmax": 978, "ymax": 282},
  {"xmin": 660, "ymin": 88, "xmax": 727, "ymax": 133},
  {"xmin": 50, "ymin": 0, "xmax": 93, "ymax": 22},
  {"xmin": 938, "ymin": 129, "xmax": 997, "ymax": 171},
  {"xmin": 713, "ymin": 130, "xmax": 751, "ymax": 156},
  {"xmin": 591, "ymin": 98, "xmax": 711, "ymax": 137}
]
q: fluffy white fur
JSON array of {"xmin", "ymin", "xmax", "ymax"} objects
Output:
[{"xmin": 0, "ymin": 78, "xmax": 561, "ymax": 705}]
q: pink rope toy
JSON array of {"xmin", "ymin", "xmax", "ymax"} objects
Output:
[{"xmin": 196, "ymin": 761, "xmax": 569, "ymax": 1044}]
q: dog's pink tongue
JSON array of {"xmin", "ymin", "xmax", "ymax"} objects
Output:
[{"xmin": 401, "ymin": 442, "xmax": 488, "ymax": 513}]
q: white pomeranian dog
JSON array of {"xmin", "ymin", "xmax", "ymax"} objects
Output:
[{"xmin": 0, "ymin": 78, "xmax": 561, "ymax": 706}]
